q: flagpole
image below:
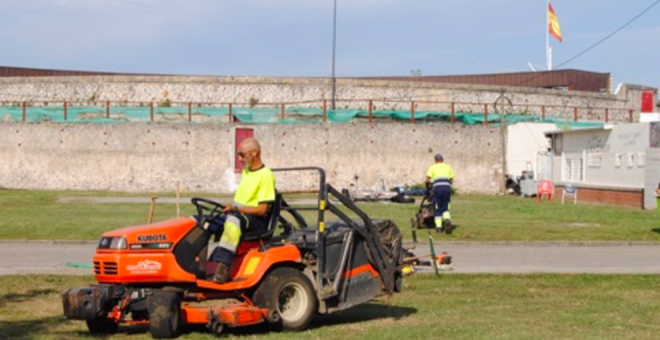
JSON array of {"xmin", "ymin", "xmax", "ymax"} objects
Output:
[{"xmin": 546, "ymin": 0, "xmax": 551, "ymax": 70}]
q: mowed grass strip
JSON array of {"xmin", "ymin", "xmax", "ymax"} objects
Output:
[
  {"xmin": 0, "ymin": 189, "xmax": 658, "ymax": 241},
  {"xmin": 1, "ymin": 274, "xmax": 660, "ymax": 340}
]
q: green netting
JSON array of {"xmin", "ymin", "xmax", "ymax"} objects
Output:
[{"xmin": 0, "ymin": 105, "xmax": 603, "ymax": 129}]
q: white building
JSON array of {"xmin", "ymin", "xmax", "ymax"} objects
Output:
[{"xmin": 543, "ymin": 122, "xmax": 660, "ymax": 209}]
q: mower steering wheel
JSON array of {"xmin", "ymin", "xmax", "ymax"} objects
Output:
[{"xmin": 191, "ymin": 197, "xmax": 226, "ymax": 222}]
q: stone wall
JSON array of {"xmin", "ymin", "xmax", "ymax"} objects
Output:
[
  {"xmin": 0, "ymin": 122, "xmax": 503, "ymax": 194},
  {"xmin": 0, "ymin": 76, "xmax": 655, "ymax": 122}
]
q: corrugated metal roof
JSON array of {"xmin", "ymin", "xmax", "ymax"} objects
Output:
[
  {"xmin": 361, "ymin": 69, "xmax": 611, "ymax": 93},
  {"xmin": 0, "ymin": 66, "xmax": 611, "ymax": 93},
  {"xmin": 0, "ymin": 66, "xmax": 148, "ymax": 77}
]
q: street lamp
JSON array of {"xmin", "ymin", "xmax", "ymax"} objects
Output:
[{"xmin": 331, "ymin": 0, "xmax": 337, "ymax": 110}]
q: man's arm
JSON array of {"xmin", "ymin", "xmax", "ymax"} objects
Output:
[
  {"xmin": 223, "ymin": 203, "xmax": 269, "ymax": 216},
  {"xmin": 449, "ymin": 166, "xmax": 455, "ymax": 185}
]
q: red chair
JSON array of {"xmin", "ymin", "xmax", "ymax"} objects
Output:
[{"xmin": 537, "ymin": 180, "xmax": 554, "ymax": 202}]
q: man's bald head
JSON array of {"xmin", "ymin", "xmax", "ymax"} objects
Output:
[
  {"xmin": 238, "ymin": 137, "xmax": 261, "ymax": 155},
  {"xmin": 238, "ymin": 137, "xmax": 263, "ymax": 170}
]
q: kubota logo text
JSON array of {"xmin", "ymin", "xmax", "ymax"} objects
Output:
[
  {"xmin": 137, "ymin": 234, "xmax": 167, "ymax": 242},
  {"xmin": 126, "ymin": 260, "xmax": 162, "ymax": 273}
]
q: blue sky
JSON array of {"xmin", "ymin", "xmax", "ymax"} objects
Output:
[{"xmin": 1, "ymin": 0, "xmax": 659, "ymax": 89}]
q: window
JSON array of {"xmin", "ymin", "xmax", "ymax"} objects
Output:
[
  {"xmin": 563, "ymin": 153, "xmax": 584, "ymax": 182},
  {"xmin": 587, "ymin": 153, "xmax": 602, "ymax": 168},
  {"xmin": 638, "ymin": 152, "xmax": 646, "ymax": 167},
  {"xmin": 615, "ymin": 153, "xmax": 622, "ymax": 167},
  {"xmin": 627, "ymin": 153, "xmax": 635, "ymax": 168}
]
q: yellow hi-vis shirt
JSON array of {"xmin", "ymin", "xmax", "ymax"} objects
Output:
[
  {"xmin": 427, "ymin": 163, "xmax": 454, "ymax": 187},
  {"xmin": 233, "ymin": 166, "xmax": 276, "ymax": 207}
]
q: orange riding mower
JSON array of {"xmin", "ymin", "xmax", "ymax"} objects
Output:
[{"xmin": 62, "ymin": 167, "xmax": 407, "ymax": 339}]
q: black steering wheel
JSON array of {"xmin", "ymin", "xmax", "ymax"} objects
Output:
[{"xmin": 191, "ymin": 197, "xmax": 226, "ymax": 223}]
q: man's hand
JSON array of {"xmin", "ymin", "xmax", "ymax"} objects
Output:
[{"xmin": 222, "ymin": 204, "xmax": 236, "ymax": 214}]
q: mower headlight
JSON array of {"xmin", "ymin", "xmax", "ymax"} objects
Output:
[{"xmin": 98, "ymin": 237, "xmax": 128, "ymax": 250}]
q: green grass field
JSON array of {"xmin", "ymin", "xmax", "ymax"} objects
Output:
[
  {"xmin": 0, "ymin": 189, "xmax": 658, "ymax": 241},
  {"xmin": 2, "ymin": 274, "xmax": 660, "ymax": 340}
]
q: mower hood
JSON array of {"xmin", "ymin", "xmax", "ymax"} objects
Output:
[{"xmin": 99, "ymin": 217, "xmax": 197, "ymax": 251}]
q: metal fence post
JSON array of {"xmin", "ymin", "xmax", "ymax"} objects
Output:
[
  {"xmin": 451, "ymin": 102, "xmax": 455, "ymax": 124},
  {"xmin": 150, "ymin": 102, "xmax": 154, "ymax": 122},
  {"xmin": 368, "ymin": 100, "xmax": 373, "ymax": 123},
  {"xmin": 229, "ymin": 103, "xmax": 233, "ymax": 123},
  {"xmin": 106, "ymin": 101, "xmax": 110, "ymax": 119},
  {"xmin": 281, "ymin": 104, "xmax": 285, "ymax": 120},
  {"xmin": 484, "ymin": 104, "xmax": 488, "ymax": 126},
  {"xmin": 188, "ymin": 102, "xmax": 192, "ymax": 122},
  {"xmin": 541, "ymin": 105, "xmax": 546, "ymax": 120},
  {"xmin": 22, "ymin": 101, "xmax": 26, "ymax": 122},
  {"xmin": 605, "ymin": 108, "xmax": 609, "ymax": 123},
  {"xmin": 323, "ymin": 99, "xmax": 327, "ymax": 122},
  {"xmin": 64, "ymin": 101, "xmax": 68, "ymax": 121},
  {"xmin": 574, "ymin": 107, "xmax": 578, "ymax": 122},
  {"xmin": 629, "ymin": 109, "xmax": 633, "ymax": 122},
  {"xmin": 410, "ymin": 101, "xmax": 415, "ymax": 124}
]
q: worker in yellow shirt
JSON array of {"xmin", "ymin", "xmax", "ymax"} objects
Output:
[
  {"xmin": 204, "ymin": 138, "xmax": 276, "ymax": 283},
  {"xmin": 425, "ymin": 153, "xmax": 454, "ymax": 234}
]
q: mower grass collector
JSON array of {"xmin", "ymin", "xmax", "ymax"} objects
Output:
[{"xmin": 62, "ymin": 167, "xmax": 407, "ymax": 338}]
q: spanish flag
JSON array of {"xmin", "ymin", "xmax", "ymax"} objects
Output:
[{"xmin": 548, "ymin": 3, "xmax": 563, "ymax": 42}]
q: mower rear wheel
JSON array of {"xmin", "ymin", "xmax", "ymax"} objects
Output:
[
  {"xmin": 85, "ymin": 318, "xmax": 118, "ymax": 334},
  {"xmin": 252, "ymin": 267, "xmax": 317, "ymax": 331},
  {"xmin": 147, "ymin": 292, "xmax": 182, "ymax": 339}
]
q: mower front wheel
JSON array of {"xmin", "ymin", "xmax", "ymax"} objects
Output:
[
  {"xmin": 252, "ymin": 267, "xmax": 317, "ymax": 331},
  {"xmin": 147, "ymin": 292, "xmax": 182, "ymax": 339},
  {"xmin": 86, "ymin": 318, "xmax": 118, "ymax": 334}
]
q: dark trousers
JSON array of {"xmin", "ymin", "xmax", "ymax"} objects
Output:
[
  {"xmin": 202, "ymin": 213, "xmax": 267, "ymax": 265},
  {"xmin": 432, "ymin": 185, "xmax": 451, "ymax": 221}
]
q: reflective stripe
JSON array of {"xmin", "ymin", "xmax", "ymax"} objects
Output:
[
  {"xmin": 433, "ymin": 182, "xmax": 451, "ymax": 187},
  {"xmin": 219, "ymin": 240, "xmax": 237, "ymax": 253},
  {"xmin": 432, "ymin": 177, "xmax": 451, "ymax": 183},
  {"xmin": 219, "ymin": 216, "xmax": 242, "ymax": 253},
  {"xmin": 434, "ymin": 217, "xmax": 443, "ymax": 228},
  {"xmin": 442, "ymin": 211, "xmax": 451, "ymax": 220},
  {"xmin": 226, "ymin": 215, "xmax": 241, "ymax": 226}
]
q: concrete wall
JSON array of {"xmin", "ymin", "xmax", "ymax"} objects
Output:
[
  {"xmin": 0, "ymin": 122, "xmax": 503, "ymax": 194},
  {"xmin": 0, "ymin": 76, "xmax": 655, "ymax": 122}
]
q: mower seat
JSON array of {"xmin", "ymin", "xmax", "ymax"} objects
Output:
[{"xmin": 241, "ymin": 193, "xmax": 282, "ymax": 242}]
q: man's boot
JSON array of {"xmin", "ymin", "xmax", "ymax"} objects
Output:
[
  {"xmin": 443, "ymin": 219, "xmax": 452, "ymax": 235},
  {"xmin": 211, "ymin": 262, "xmax": 231, "ymax": 284}
]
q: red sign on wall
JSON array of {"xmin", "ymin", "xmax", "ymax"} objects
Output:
[
  {"xmin": 642, "ymin": 91, "xmax": 655, "ymax": 113},
  {"xmin": 234, "ymin": 128, "xmax": 254, "ymax": 173}
]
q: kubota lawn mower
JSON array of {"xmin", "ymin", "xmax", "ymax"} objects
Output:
[{"xmin": 62, "ymin": 167, "xmax": 406, "ymax": 338}]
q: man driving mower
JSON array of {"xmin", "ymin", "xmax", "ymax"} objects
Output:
[{"xmin": 204, "ymin": 137, "xmax": 275, "ymax": 283}]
